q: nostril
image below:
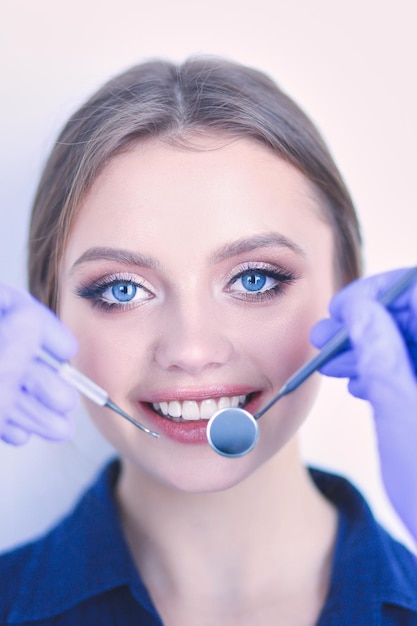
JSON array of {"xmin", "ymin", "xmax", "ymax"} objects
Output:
[{"xmin": 153, "ymin": 335, "xmax": 235, "ymax": 375}]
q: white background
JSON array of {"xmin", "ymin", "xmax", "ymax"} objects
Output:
[{"xmin": 0, "ymin": 0, "xmax": 416, "ymax": 552}]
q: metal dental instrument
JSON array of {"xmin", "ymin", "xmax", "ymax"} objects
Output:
[
  {"xmin": 37, "ymin": 348, "xmax": 159, "ymax": 438},
  {"xmin": 207, "ymin": 265, "xmax": 417, "ymax": 458}
]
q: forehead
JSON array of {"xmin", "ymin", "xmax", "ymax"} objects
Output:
[{"xmin": 64, "ymin": 136, "xmax": 333, "ymax": 270}]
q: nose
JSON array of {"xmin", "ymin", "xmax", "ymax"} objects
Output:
[{"xmin": 153, "ymin": 299, "xmax": 236, "ymax": 375}]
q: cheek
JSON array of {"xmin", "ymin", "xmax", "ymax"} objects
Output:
[
  {"xmin": 59, "ymin": 298, "xmax": 132, "ymax": 400},
  {"xmin": 241, "ymin": 296, "xmax": 324, "ymax": 389},
  {"xmin": 248, "ymin": 306, "xmax": 321, "ymax": 461},
  {"xmin": 238, "ymin": 287, "xmax": 331, "ymax": 456},
  {"xmin": 59, "ymin": 306, "xmax": 148, "ymax": 450}
]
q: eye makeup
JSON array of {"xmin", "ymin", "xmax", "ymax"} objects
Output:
[
  {"xmin": 75, "ymin": 272, "xmax": 155, "ymax": 312},
  {"xmin": 75, "ymin": 260, "xmax": 299, "ymax": 312},
  {"xmin": 226, "ymin": 262, "xmax": 298, "ymax": 302}
]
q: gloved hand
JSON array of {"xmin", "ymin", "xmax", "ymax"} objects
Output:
[
  {"xmin": 311, "ymin": 268, "xmax": 417, "ymax": 540},
  {"xmin": 0, "ymin": 282, "xmax": 79, "ymax": 445}
]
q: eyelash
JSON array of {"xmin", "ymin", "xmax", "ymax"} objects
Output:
[
  {"xmin": 75, "ymin": 273, "xmax": 153, "ymax": 312},
  {"xmin": 75, "ymin": 264, "xmax": 297, "ymax": 312},
  {"xmin": 227, "ymin": 264, "xmax": 296, "ymax": 302}
]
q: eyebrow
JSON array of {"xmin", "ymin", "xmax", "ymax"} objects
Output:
[
  {"xmin": 70, "ymin": 247, "xmax": 161, "ymax": 273},
  {"xmin": 70, "ymin": 232, "xmax": 304, "ymax": 274},
  {"xmin": 209, "ymin": 232, "xmax": 305, "ymax": 263}
]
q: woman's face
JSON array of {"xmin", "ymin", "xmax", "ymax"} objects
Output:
[{"xmin": 59, "ymin": 136, "xmax": 335, "ymax": 492}]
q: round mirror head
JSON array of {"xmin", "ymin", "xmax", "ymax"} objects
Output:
[{"xmin": 206, "ymin": 407, "xmax": 259, "ymax": 458}]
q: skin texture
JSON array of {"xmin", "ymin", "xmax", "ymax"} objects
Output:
[{"xmin": 58, "ymin": 136, "xmax": 338, "ymax": 625}]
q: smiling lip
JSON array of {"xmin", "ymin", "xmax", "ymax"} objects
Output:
[{"xmin": 137, "ymin": 387, "xmax": 262, "ymax": 444}]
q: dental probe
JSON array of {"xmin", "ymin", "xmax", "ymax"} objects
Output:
[
  {"xmin": 207, "ymin": 265, "xmax": 417, "ymax": 458},
  {"xmin": 37, "ymin": 348, "xmax": 159, "ymax": 438}
]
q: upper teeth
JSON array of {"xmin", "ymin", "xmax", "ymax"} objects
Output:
[{"xmin": 152, "ymin": 395, "xmax": 247, "ymax": 421}]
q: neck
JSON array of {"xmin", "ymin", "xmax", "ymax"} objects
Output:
[{"xmin": 116, "ymin": 439, "xmax": 337, "ymax": 607}]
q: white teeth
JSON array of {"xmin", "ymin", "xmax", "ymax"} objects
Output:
[
  {"xmin": 152, "ymin": 395, "xmax": 248, "ymax": 421},
  {"xmin": 218, "ymin": 396, "xmax": 231, "ymax": 409},
  {"xmin": 200, "ymin": 398, "xmax": 217, "ymax": 419},
  {"xmin": 168, "ymin": 400, "xmax": 181, "ymax": 418},
  {"xmin": 182, "ymin": 401, "xmax": 199, "ymax": 421}
]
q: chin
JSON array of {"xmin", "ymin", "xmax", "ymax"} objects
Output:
[{"xmin": 115, "ymin": 438, "xmax": 268, "ymax": 495}]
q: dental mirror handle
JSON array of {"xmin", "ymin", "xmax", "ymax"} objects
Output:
[
  {"xmin": 208, "ymin": 265, "xmax": 417, "ymax": 457},
  {"xmin": 36, "ymin": 348, "xmax": 159, "ymax": 438},
  {"xmin": 254, "ymin": 326, "xmax": 348, "ymax": 419}
]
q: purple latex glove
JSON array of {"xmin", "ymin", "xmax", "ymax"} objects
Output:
[
  {"xmin": 310, "ymin": 268, "xmax": 417, "ymax": 540},
  {"xmin": 0, "ymin": 283, "xmax": 79, "ymax": 445}
]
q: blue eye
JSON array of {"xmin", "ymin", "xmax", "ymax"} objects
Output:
[
  {"xmin": 111, "ymin": 282, "xmax": 137, "ymax": 302},
  {"xmin": 76, "ymin": 274, "xmax": 154, "ymax": 311},
  {"xmin": 241, "ymin": 273, "xmax": 267, "ymax": 292},
  {"xmin": 101, "ymin": 280, "xmax": 151, "ymax": 306},
  {"xmin": 227, "ymin": 266, "xmax": 296, "ymax": 302}
]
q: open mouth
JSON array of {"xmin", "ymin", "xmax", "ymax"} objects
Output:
[{"xmin": 149, "ymin": 394, "xmax": 252, "ymax": 422}]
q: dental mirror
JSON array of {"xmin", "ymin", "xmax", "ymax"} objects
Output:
[
  {"xmin": 207, "ymin": 408, "xmax": 258, "ymax": 457},
  {"xmin": 207, "ymin": 266, "xmax": 417, "ymax": 458}
]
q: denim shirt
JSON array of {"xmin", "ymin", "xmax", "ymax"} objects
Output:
[{"xmin": 1, "ymin": 460, "xmax": 416, "ymax": 625}]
